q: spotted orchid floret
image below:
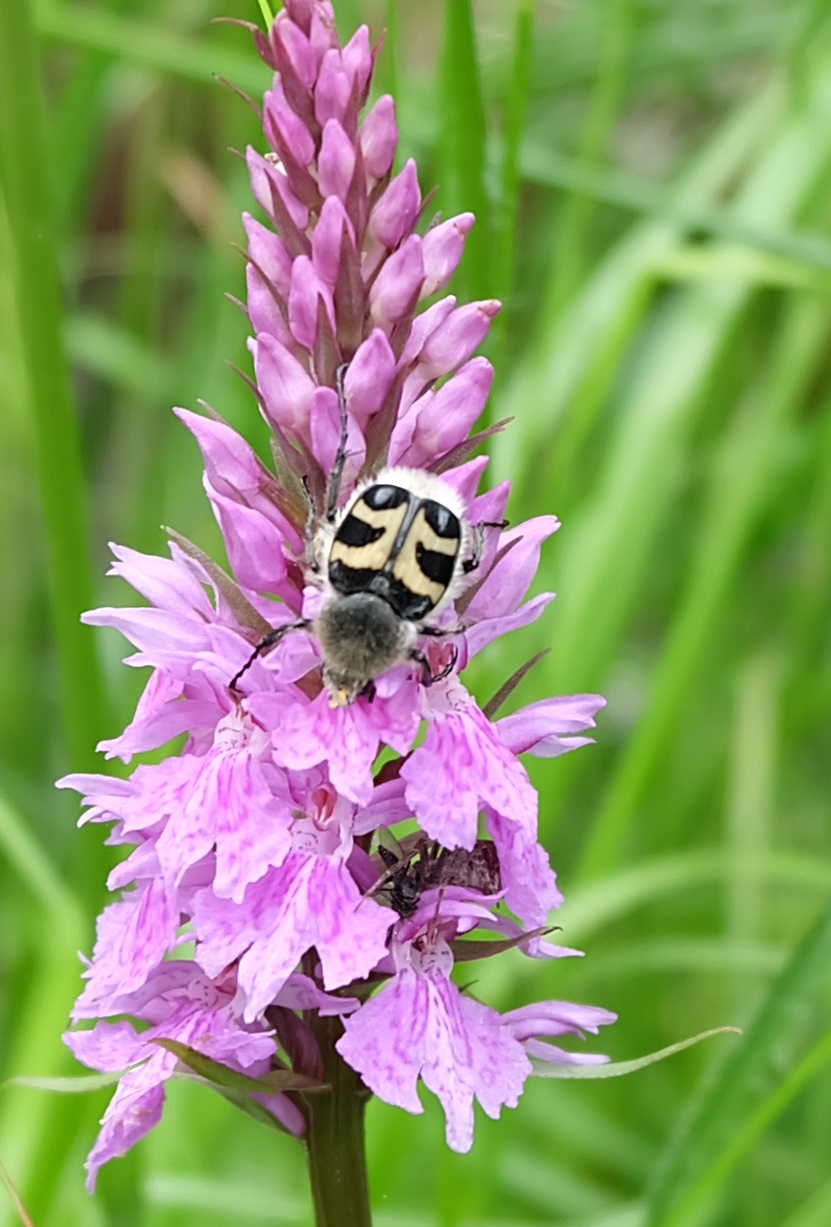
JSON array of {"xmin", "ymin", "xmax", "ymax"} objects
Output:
[{"xmin": 60, "ymin": 0, "xmax": 614, "ymax": 1191}]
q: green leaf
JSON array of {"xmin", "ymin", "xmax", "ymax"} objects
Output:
[
  {"xmin": 4, "ymin": 1072, "xmax": 124, "ymax": 1095},
  {"xmin": 531, "ymin": 1028, "xmax": 741, "ymax": 1081},
  {"xmin": 210, "ymin": 1085, "xmax": 296, "ymax": 1136},
  {"xmin": 152, "ymin": 1039, "xmax": 325, "ymax": 1095},
  {"xmin": 451, "ymin": 925, "xmax": 557, "ymax": 963}
]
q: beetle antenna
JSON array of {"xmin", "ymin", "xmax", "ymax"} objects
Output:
[
  {"xmin": 229, "ymin": 618, "xmax": 310, "ymax": 691},
  {"xmin": 326, "ymin": 363, "xmax": 350, "ymax": 523}
]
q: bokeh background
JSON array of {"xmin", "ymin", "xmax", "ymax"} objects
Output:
[{"xmin": 1, "ymin": 0, "xmax": 831, "ymax": 1224}]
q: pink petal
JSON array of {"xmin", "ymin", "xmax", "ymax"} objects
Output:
[
  {"xmin": 309, "ymin": 385, "xmax": 366, "ymax": 480},
  {"xmin": 314, "ymin": 48, "xmax": 353, "ymax": 127},
  {"xmin": 402, "ymin": 698, "xmax": 537, "ymax": 850},
  {"xmin": 344, "ymin": 329, "xmax": 396, "ymax": 422},
  {"xmin": 421, "ymin": 214, "xmax": 475, "ymax": 298},
  {"xmin": 369, "ymin": 236, "xmax": 424, "ymax": 330},
  {"xmin": 340, "ymin": 24, "xmax": 372, "ymax": 98},
  {"xmin": 337, "ymin": 961, "xmax": 531, "ymax": 1153},
  {"xmin": 253, "ymin": 332, "xmax": 316, "ymax": 439},
  {"xmin": 466, "ymin": 516, "xmax": 561, "ymax": 622},
  {"xmin": 495, "ymin": 695, "xmax": 606, "ymax": 757},
  {"xmin": 264, "ymin": 83, "xmax": 315, "ymax": 167},
  {"xmin": 207, "ymin": 484, "xmax": 291, "ymax": 595},
  {"xmin": 369, "ymin": 159, "xmax": 421, "ymax": 249},
  {"xmin": 360, "ymin": 95, "xmax": 397, "ymax": 180},
  {"xmin": 487, "ymin": 810, "xmax": 562, "ymax": 927},
  {"xmin": 416, "ymin": 302, "xmax": 499, "ymax": 379},
  {"xmin": 275, "ymin": 12, "xmax": 317, "ymax": 87},
  {"xmin": 288, "ymin": 254, "xmax": 335, "ymax": 349},
  {"xmin": 463, "ymin": 593, "xmax": 555, "ymax": 660},
  {"xmin": 193, "ymin": 856, "xmax": 390, "ymax": 1017},
  {"xmin": 76, "ymin": 880, "xmax": 178, "ymax": 1011},
  {"xmin": 312, "ymin": 195, "xmax": 355, "ymax": 287},
  {"xmin": 402, "ymin": 358, "xmax": 493, "ymax": 466},
  {"xmin": 318, "ymin": 118, "xmax": 356, "ymax": 201},
  {"xmin": 243, "ymin": 212, "xmax": 292, "ymax": 301}
]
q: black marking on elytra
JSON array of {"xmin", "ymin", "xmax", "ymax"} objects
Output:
[
  {"xmin": 329, "ymin": 563, "xmax": 434, "ymax": 620},
  {"xmin": 362, "ymin": 484, "xmax": 409, "ymax": 511},
  {"xmin": 416, "ymin": 543, "xmax": 456, "ymax": 587},
  {"xmin": 336, "ymin": 512, "xmax": 384, "ymax": 548},
  {"xmin": 423, "ymin": 500, "xmax": 460, "ymax": 539}
]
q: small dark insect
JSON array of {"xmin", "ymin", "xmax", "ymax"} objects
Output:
[
  {"xmin": 374, "ymin": 837, "xmax": 503, "ymax": 922},
  {"xmin": 422, "ymin": 841, "xmax": 503, "ymax": 898},
  {"xmin": 377, "ymin": 844, "xmax": 422, "ymax": 920}
]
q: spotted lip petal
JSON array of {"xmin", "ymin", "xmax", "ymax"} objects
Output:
[
  {"xmin": 401, "ymin": 686, "xmax": 539, "ymax": 852},
  {"xmin": 64, "ymin": 968, "xmax": 277, "ymax": 1190},
  {"xmin": 336, "ymin": 937, "xmax": 532, "ymax": 1153},
  {"xmin": 192, "ymin": 852, "xmax": 391, "ymax": 1020}
]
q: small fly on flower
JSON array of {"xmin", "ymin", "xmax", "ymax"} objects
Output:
[
  {"xmin": 230, "ymin": 368, "xmax": 504, "ymax": 704},
  {"xmin": 370, "ymin": 836, "xmax": 503, "ymax": 922}
]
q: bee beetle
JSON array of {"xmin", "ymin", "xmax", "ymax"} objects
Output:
[{"xmin": 230, "ymin": 368, "xmax": 501, "ymax": 704}]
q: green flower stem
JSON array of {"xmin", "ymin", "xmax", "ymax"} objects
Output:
[
  {"xmin": 0, "ymin": 0, "xmax": 108, "ymax": 790},
  {"xmin": 305, "ymin": 1014, "xmax": 372, "ymax": 1227}
]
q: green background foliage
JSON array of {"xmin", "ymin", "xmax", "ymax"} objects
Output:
[{"xmin": 1, "ymin": 0, "xmax": 830, "ymax": 1223}]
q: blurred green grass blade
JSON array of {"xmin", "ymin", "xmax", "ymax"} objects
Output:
[
  {"xmin": 49, "ymin": 40, "xmax": 114, "ymax": 232},
  {"xmin": 780, "ymin": 1172, "xmax": 831, "ymax": 1227},
  {"xmin": 0, "ymin": 4, "xmax": 131, "ymax": 1220},
  {"xmin": 645, "ymin": 898, "xmax": 831, "ymax": 1227},
  {"xmin": 0, "ymin": 1160, "xmax": 33, "ymax": 1227},
  {"xmin": 520, "ymin": 150, "xmax": 831, "ymax": 273},
  {"xmin": 725, "ymin": 653, "xmax": 781, "ymax": 1012},
  {"xmin": 499, "ymin": 1148, "xmax": 620, "ymax": 1218},
  {"xmin": 96, "ymin": 1147, "xmax": 146, "ymax": 1227},
  {"xmin": 38, "ymin": 5, "xmax": 267, "ymax": 93},
  {"xmin": 588, "ymin": 937, "xmax": 785, "ymax": 981},
  {"xmin": 146, "ymin": 1175, "xmax": 307, "ymax": 1221},
  {"xmin": 653, "ymin": 243, "xmax": 831, "ymax": 290},
  {"xmin": 439, "ymin": 0, "xmax": 490, "ymax": 300},
  {"xmin": 577, "ymin": 287, "xmax": 828, "ymax": 878},
  {"xmin": 492, "ymin": 76, "xmax": 780, "ymax": 485},
  {"xmin": 374, "ymin": 0, "xmax": 399, "ymax": 106},
  {"xmin": 0, "ymin": 0, "xmax": 107, "ymax": 781},
  {"xmin": 542, "ymin": 0, "xmax": 637, "ymax": 326},
  {"xmin": 482, "ymin": 849, "xmax": 831, "ymax": 998},
  {"xmin": 66, "ymin": 312, "xmax": 176, "ymax": 404},
  {"xmin": 0, "ymin": 792, "xmax": 84, "ymax": 937},
  {"xmin": 561, "ymin": 1211, "xmax": 645, "ymax": 1227},
  {"xmin": 786, "ymin": 388, "xmax": 831, "ymax": 664},
  {"xmin": 558, "ymin": 849, "xmax": 831, "ymax": 945},
  {"xmin": 663, "ymin": 1025, "xmax": 831, "ymax": 1227},
  {"xmin": 555, "ymin": 101, "xmax": 831, "ymax": 698},
  {"xmin": 522, "ymin": 1076, "xmax": 653, "ymax": 1182},
  {"xmin": 256, "ymin": 1, "xmax": 274, "ymax": 29},
  {"xmin": 0, "ymin": 932, "xmax": 100, "ymax": 1227},
  {"xmin": 493, "ymin": 9, "xmax": 789, "ymax": 96},
  {"xmin": 492, "ymin": 0, "xmax": 535, "ymax": 346},
  {"xmin": 0, "ymin": 787, "xmax": 116, "ymax": 1225},
  {"xmin": 7, "ymin": 1073, "xmax": 121, "ymax": 1094}
]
